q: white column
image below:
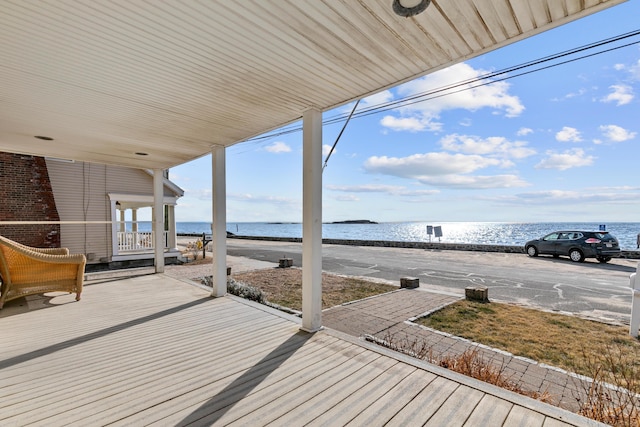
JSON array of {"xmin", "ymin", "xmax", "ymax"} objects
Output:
[
  {"xmin": 111, "ymin": 200, "xmax": 119, "ymax": 256},
  {"xmin": 211, "ymin": 146, "xmax": 227, "ymax": 297},
  {"xmin": 153, "ymin": 169, "xmax": 165, "ymax": 273},
  {"xmin": 167, "ymin": 205, "xmax": 177, "ymax": 250},
  {"xmin": 301, "ymin": 108, "xmax": 323, "ymax": 332},
  {"xmin": 119, "ymin": 209, "xmax": 126, "ymax": 232},
  {"xmin": 132, "ymin": 209, "xmax": 138, "ymax": 232}
]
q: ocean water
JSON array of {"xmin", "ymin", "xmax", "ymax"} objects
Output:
[{"xmin": 173, "ymin": 221, "xmax": 640, "ymax": 250}]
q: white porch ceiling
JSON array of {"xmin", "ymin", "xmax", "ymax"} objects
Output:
[{"xmin": 0, "ymin": 0, "xmax": 626, "ymax": 170}]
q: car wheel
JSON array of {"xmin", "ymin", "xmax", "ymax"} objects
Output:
[
  {"xmin": 597, "ymin": 256, "xmax": 611, "ymax": 263},
  {"xmin": 526, "ymin": 245, "xmax": 538, "ymax": 257},
  {"xmin": 569, "ymin": 249, "xmax": 585, "ymax": 263}
]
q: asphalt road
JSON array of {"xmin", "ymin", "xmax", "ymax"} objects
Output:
[{"xmin": 226, "ymin": 238, "xmax": 640, "ymax": 325}]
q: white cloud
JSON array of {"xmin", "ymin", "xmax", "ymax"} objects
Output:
[
  {"xmin": 341, "ymin": 90, "xmax": 394, "ymax": 115},
  {"xmin": 360, "ymin": 90, "xmax": 393, "ymax": 109},
  {"xmin": 555, "ymin": 127, "xmax": 582, "ymax": 142},
  {"xmin": 598, "ymin": 124, "xmax": 637, "ymax": 142},
  {"xmin": 601, "ymin": 84, "xmax": 634, "ymax": 106},
  {"xmin": 415, "ymin": 174, "xmax": 529, "ymax": 189},
  {"xmin": 334, "ymin": 194, "xmax": 360, "ymax": 202},
  {"xmin": 362, "ymin": 152, "xmax": 528, "ymax": 189},
  {"xmin": 517, "ymin": 127, "xmax": 533, "ymax": 136},
  {"xmin": 326, "ymin": 184, "xmax": 439, "ymax": 196},
  {"xmin": 535, "ymin": 148, "xmax": 595, "ymax": 170},
  {"xmin": 380, "ymin": 115, "xmax": 441, "ymax": 132},
  {"xmin": 264, "ymin": 141, "xmax": 291, "ymax": 153},
  {"xmin": 439, "ymin": 134, "xmax": 536, "ymax": 159},
  {"xmin": 629, "ymin": 59, "xmax": 640, "ymax": 80},
  {"xmin": 228, "ymin": 193, "xmax": 297, "ymax": 205},
  {"xmin": 322, "ymin": 144, "xmax": 334, "ymax": 157},
  {"xmin": 500, "ymin": 188, "xmax": 640, "ymax": 205},
  {"xmin": 379, "ymin": 63, "xmax": 524, "ymax": 133},
  {"xmin": 552, "ymin": 88, "xmax": 587, "ymax": 102},
  {"xmin": 327, "ymin": 184, "xmax": 404, "ymax": 193},
  {"xmin": 364, "ymin": 152, "xmax": 500, "ymax": 177}
]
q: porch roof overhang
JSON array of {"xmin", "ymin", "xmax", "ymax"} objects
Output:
[{"xmin": 0, "ymin": 0, "xmax": 626, "ymax": 170}]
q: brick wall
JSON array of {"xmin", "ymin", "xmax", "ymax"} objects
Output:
[{"xmin": 0, "ymin": 153, "xmax": 61, "ymax": 247}]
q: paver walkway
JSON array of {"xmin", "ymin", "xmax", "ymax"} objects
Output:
[{"xmin": 323, "ymin": 288, "xmax": 589, "ymax": 412}]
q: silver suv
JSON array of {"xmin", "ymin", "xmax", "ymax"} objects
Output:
[{"xmin": 525, "ymin": 231, "xmax": 620, "ymax": 263}]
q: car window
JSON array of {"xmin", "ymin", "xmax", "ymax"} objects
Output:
[{"xmin": 544, "ymin": 233, "xmax": 560, "ymax": 241}]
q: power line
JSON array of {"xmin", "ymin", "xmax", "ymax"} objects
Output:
[{"xmin": 238, "ymin": 29, "xmax": 640, "ymax": 145}]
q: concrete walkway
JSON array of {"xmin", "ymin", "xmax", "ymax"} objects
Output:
[{"xmin": 323, "ymin": 287, "xmax": 589, "ymax": 413}]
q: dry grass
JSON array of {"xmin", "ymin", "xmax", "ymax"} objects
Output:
[
  {"xmin": 231, "ymin": 267, "xmax": 396, "ymax": 311},
  {"xmin": 374, "ymin": 332, "xmax": 552, "ymax": 403},
  {"xmin": 416, "ymin": 300, "xmax": 640, "ymax": 381}
]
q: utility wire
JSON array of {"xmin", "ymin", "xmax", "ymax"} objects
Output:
[
  {"xmin": 323, "ymin": 99, "xmax": 360, "ymax": 171},
  {"xmin": 239, "ymin": 29, "xmax": 640, "ymax": 144}
]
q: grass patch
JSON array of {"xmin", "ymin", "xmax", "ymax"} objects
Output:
[
  {"xmin": 417, "ymin": 300, "xmax": 640, "ymax": 380},
  {"xmin": 231, "ymin": 267, "xmax": 396, "ymax": 311}
]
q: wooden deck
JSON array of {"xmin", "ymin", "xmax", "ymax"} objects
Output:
[{"xmin": 0, "ymin": 274, "xmax": 601, "ymax": 426}]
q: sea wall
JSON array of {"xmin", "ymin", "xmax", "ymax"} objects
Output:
[{"xmin": 225, "ymin": 234, "xmax": 640, "ymax": 259}]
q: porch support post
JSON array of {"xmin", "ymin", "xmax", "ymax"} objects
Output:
[
  {"xmin": 132, "ymin": 209, "xmax": 138, "ymax": 232},
  {"xmin": 211, "ymin": 145, "xmax": 227, "ymax": 297},
  {"xmin": 301, "ymin": 108, "xmax": 323, "ymax": 333},
  {"xmin": 167, "ymin": 205, "xmax": 177, "ymax": 250},
  {"xmin": 153, "ymin": 168, "xmax": 165, "ymax": 273},
  {"xmin": 119, "ymin": 209, "xmax": 126, "ymax": 232}
]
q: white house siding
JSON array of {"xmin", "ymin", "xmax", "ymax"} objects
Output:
[{"xmin": 45, "ymin": 160, "xmax": 174, "ymax": 263}]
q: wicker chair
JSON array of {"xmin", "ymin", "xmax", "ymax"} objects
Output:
[{"xmin": 0, "ymin": 235, "xmax": 86, "ymax": 309}]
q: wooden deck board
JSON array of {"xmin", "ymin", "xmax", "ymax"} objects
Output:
[
  {"xmin": 110, "ymin": 335, "xmax": 346, "ymax": 426},
  {"xmin": 156, "ymin": 342, "xmax": 369, "ymax": 425},
  {"xmin": 423, "ymin": 385, "xmax": 486, "ymax": 426},
  {"xmin": 384, "ymin": 376, "xmax": 460, "ymax": 426},
  {"xmin": 0, "ymin": 274, "xmax": 600, "ymax": 427},
  {"xmin": 344, "ymin": 369, "xmax": 439, "ymax": 427},
  {"xmin": 269, "ymin": 356, "xmax": 399, "ymax": 426},
  {"xmin": 464, "ymin": 394, "xmax": 514, "ymax": 426},
  {"xmin": 504, "ymin": 405, "xmax": 546, "ymax": 427}
]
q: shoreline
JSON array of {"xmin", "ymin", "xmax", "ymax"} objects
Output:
[{"xmin": 178, "ymin": 234, "xmax": 640, "ymax": 259}]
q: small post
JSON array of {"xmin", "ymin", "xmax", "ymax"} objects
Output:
[
  {"xmin": 279, "ymin": 258, "xmax": 293, "ymax": 268},
  {"xmin": 465, "ymin": 286, "xmax": 489, "ymax": 302},
  {"xmin": 400, "ymin": 277, "xmax": 419, "ymax": 289}
]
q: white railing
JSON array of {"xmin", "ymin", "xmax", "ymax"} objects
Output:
[{"xmin": 117, "ymin": 231, "xmax": 168, "ymax": 253}]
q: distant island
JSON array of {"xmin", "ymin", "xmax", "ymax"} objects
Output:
[{"xmin": 330, "ymin": 220, "xmax": 378, "ymax": 224}]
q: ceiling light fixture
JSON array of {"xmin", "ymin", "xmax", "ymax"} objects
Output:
[{"xmin": 392, "ymin": 0, "xmax": 430, "ymax": 17}]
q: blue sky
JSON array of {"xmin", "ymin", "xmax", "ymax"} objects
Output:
[{"xmin": 170, "ymin": 1, "xmax": 640, "ymax": 224}]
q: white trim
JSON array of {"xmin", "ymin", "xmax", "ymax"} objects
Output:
[
  {"xmin": 108, "ymin": 193, "xmax": 179, "ymax": 205},
  {"xmin": 111, "ymin": 250, "xmax": 181, "ymax": 262},
  {"xmin": 143, "ymin": 170, "xmax": 185, "ymax": 197}
]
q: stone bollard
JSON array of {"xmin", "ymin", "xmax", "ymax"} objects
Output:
[
  {"xmin": 400, "ymin": 277, "xmax": 419, "ymax": 289},
  {"xmin": 279, "ymin": 258, "xmax": 293, "ymax": 268},
  {"xmin": 465, "ymin": 286, "xmax": 489, "ymax": 302}
]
